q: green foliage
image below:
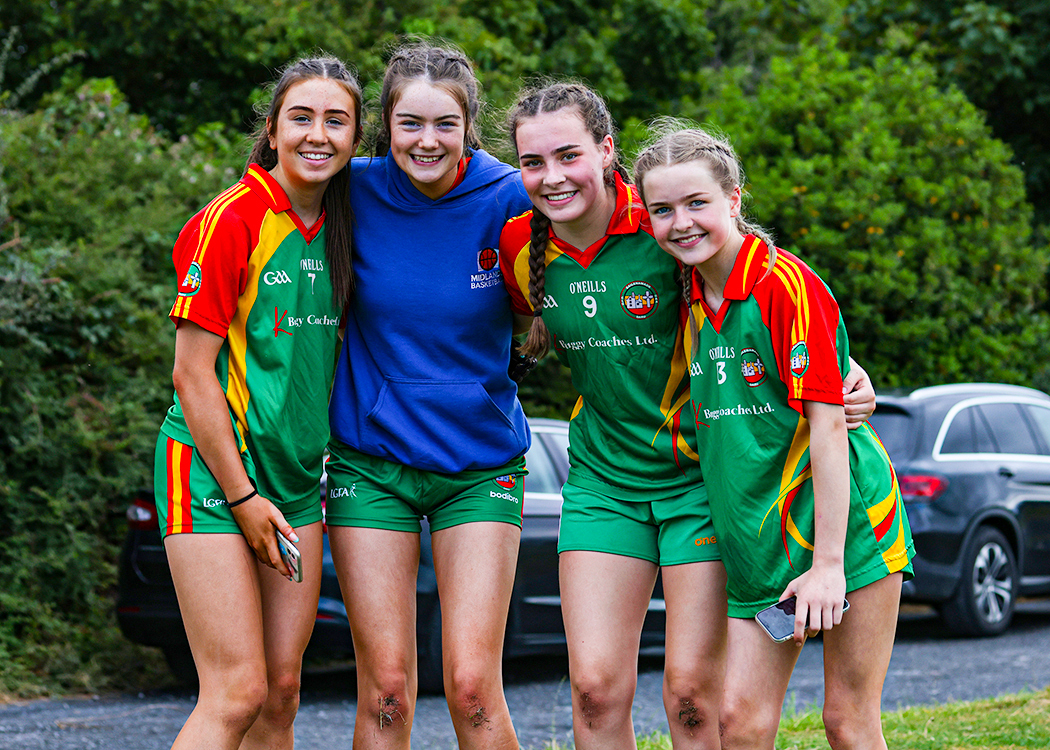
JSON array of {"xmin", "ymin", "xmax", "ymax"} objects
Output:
[
  {"xmin": 841, "ymin": 0, "xmax": 1050, "ymax": 225},
  {"xmin": 679, "ymin": 36, "xmax": 1049, "ymax": 388},
  {"xmin": 0, "ymin": 74, "xmax": 241, "ymax": 695},
  {"xmin": 1, "ymin": 0, "xmax": 379, "ymax": 135}
]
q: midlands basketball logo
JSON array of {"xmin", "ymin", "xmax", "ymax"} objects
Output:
[
  {"xmin": 620, "ymin": 281, "xmax": 658, "ymax": 319},
  {"xmin": 477, "ymin": 247, "xmax": 498, "ymax": 272},
  {"xmin": 177, "ymin": 261, "xmax": 202, "ymax": 296},
  {"xmin": 740, "ymin": 348, "xmax": 767, "ymax": 387},
  {"xmin": 471, "ymin": 248, "xmax": 501, "ymax": 290},
  {"xmin": 790, "ymin": 341, "xmax": 810, "ymax": 378}
]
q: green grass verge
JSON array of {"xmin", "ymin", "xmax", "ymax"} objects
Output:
[{"xmin": 543, "ymin": 688, "xmax": 1050, "ymax": 749}]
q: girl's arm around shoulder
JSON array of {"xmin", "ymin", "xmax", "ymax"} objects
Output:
[
  {"xmin": 843, "ymin": 356, "xmax": 876, "ymax": 430},
  {"xmin": 779, "ymin": 399, "xmax": 849, "ymax": 645}
]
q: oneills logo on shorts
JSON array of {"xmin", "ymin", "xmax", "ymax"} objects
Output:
[{"xmin": 178, "ymin": 261, "xmax": 202, "ymax": 296}]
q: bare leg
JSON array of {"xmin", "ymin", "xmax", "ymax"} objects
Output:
[
  {"xmin": 166, "ymin": 534, "xmax": 269, "ymax": 750},
  {"xmin": 329, "ymin": 526, "xmax": 420, "ymax": 750},
  {"xmin": 720, "ymin": 617, "xmax": 802, "ymax": 750},
  {"xmin": 661, "ymin": 561, "xmax": 727, "ymax": 749},
  {"xmin": 560, "ymin": 550, "xmax": 659, "ymax": 750},
  {"xmin": 242, "ymin": 520, "xmax": 324, "ymax": 750},
  {"xmin": 821, "ymin": 573, "xmax": 902, "ymax": 750},
  {"xmin": 431, "ymin": 521, "xmax": 521, "ymax": 750}
]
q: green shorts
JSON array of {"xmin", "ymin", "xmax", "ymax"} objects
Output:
[
  {"xmin": 558, "ymin": 481, "xmax": 720, "ymax": 566},
  {"xmin": 324, "ymin": 438, "xmax": 527, "ymax": 532},
  {"xmin": 153, "ymin": 434, "xmax": 322, "ymax": 538}
]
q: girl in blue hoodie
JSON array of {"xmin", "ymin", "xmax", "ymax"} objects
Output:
[{"xmin": 324, "ymin": 43, "xmax": 533, "ymax": 750}]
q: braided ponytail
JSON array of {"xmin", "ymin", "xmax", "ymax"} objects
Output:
[
  {"xmin": 521, "ymin": 210, "xmax": 553, "ymax": 358},
  {"xmin": 680, "ymin": 265, "xmax": 700, "ymax": 360}
]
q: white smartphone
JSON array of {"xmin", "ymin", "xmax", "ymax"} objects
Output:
[
  {"xmin": 754, "ymin": 596, "xmax": 850, "ymax": 642},
  {"xmin": 276, "ymin": 529, "xmax": 302, "ymax": 583}
]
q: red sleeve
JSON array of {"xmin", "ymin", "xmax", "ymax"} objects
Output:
[
  {"xmin": 757, "ymin": 253, "xmax": 845, "ymax": 414},
  {"xmin": 498, "ymin": 211, "xmax": 536, "ymax": 316},
  {"xmin": 169, "ymin": 186, "xmax": 257, "ymax": 337}
]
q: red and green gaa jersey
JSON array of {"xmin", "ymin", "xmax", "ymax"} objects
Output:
[
  {"xmin": 684, "ymin": 236, "xmax": 913, "ymax": 616},
  {"xmin": 500, "ymin": 176, "xmax": 700, "ymax": 498},
  {"xmin": 161, "ymin": 164, "xmax": 341, "ymax": 505}
]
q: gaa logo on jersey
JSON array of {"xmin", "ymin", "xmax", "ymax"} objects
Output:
[
  {"xmin": 477, "ymin": 247, "xmax": 499, "ymax": 272},
  {"xmin": 790, "ymin": 341, "xmax": 810, "ymax": 378},
  {"xmin": 740, "ymin": 348, "xmax": 767, "ymax": 387},
  {"xmin": 494, "ymin": 474, "xmax": 517, "ymax": 490},
  {"xmin": 620, "ymin": 281, "xmax": 659, "ymax": 319},
  {"xmin": 177, "ymin": 261, "xmax": 202, "ymax": 296}
]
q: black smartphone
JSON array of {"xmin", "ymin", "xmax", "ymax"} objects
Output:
[{"xmin": 754, "ymin": 596, "xmax": 850, "ymax": 642}]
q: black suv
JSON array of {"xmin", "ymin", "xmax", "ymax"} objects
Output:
[{"xmin": 868, "ymin": 383, "xmax": 1050, "ymax": 636}]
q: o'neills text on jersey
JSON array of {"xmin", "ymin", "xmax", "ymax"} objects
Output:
[{"xmin": 569, "ymin": 280, "xmax": 606, "ymax": 294}]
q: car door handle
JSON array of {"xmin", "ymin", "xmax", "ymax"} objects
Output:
[{"xmin": 999, "ymin": 467, "xmax": 1014, "ymax": 478}]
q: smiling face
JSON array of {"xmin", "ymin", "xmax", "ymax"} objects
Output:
[
  {"xmin": 642, "ymin": 159, "xmax": 744, "ymax": 269},
  {"xmin": 515, "ymin": 107, "xmax": 616, "ymax": 245},
  {"xmin": 266, "ymin": 78, "xmax": 358, "ymax": 196},
  {"xmin": 388, "ymin": 80, "xmax": 467, "ymax": 199}
]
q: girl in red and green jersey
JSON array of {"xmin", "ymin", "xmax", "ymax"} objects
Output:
[
  {"xmin": 156, "ymin": 58, "xmax": 362, "ymax": 750},
  {"xmin": 500, "ymin": 83, "xmax": 877, "ymax": 750},
  {"xmin": 635, "ymin": 125, "xmax": 914, "ymax": 750}
]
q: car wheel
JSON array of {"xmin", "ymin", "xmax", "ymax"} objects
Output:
[
  {"xmin": 939, "ymin": 526, "xmax": 1017, "ymax": 637},
  {"xmin": 162, "ymin": 644, "xmax": 199, "ymax": 687},
  {"xmin": 417, "ymin": 603, "xmax": 445, "ymax": 695}
]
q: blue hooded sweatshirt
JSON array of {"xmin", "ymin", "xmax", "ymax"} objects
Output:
[{"xmin": 328, "ymin": 149, "xmax": 533, "ymax": 473}]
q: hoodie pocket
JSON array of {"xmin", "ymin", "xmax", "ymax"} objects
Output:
[{"xmin": 365, "ymin": 377, "xmax": 524, "ymax": 473}]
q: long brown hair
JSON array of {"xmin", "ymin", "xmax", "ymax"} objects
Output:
[
  {"xmin": 506, "ymin": 81, "xmax": 628, "ymax": 359},
  {"xmin": 248, "ymin": 56, "xmax": 364, "ymax": 309}
]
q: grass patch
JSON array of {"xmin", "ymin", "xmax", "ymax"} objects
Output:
[{"xmin": 541, "ymin": 688, "xmax": 1050, "ymax": 750}]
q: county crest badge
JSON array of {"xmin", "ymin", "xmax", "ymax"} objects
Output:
[{"xmin": 790, "ymin": 341, "xmax": 810, "ymax": 378}]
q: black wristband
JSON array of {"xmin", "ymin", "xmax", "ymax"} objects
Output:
[{"xmin": 227, "ymin": 489, "xmax": 257, "ymax": 509}]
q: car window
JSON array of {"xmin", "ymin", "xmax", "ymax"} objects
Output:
[
  {"xmin": 940, "ymin": 407, "xmax": 975, "ymax": 454},
  {"xmin": 1022, "ymin": 404, "xmax": 1050, "ymax": 455},
  {"xmin": 972, "ymin": 408, "xmax": 998, "ymax": 453},
  {"xmin": 867, "ymin": 408, "xmax": 913, "ymax": 461},
  {"xmin": 524, "ymin": 435, "xmax": 561, "ymax": 494},
  {"xmin": 978, "ymin": 402, "xmax": 1040, "ymax": 455}
]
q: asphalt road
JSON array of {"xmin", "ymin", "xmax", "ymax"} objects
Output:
[{"xmin": 3, "ymin": 601, "xmax": 1049, "ymax": 750}]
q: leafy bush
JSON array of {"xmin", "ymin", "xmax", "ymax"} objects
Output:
[
  {"xmin": 677, "ymin": 36, "xmax": 1050, "ymax": 388},
  {"xmin": 0, "ymin": 77, "xmax": 242, "ymax": 695}
]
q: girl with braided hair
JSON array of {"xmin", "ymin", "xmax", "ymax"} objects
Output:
[
  {"xmin": 499, "ymin": 83, "xmax": 877, "ymax": 750},
  {"xmin": 324, "ymin": 42, "xmax": 533, "ymax": 749},
  {"xmin": 634, "ymin": 123, "xmax": 913, "ymax": 750}
]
